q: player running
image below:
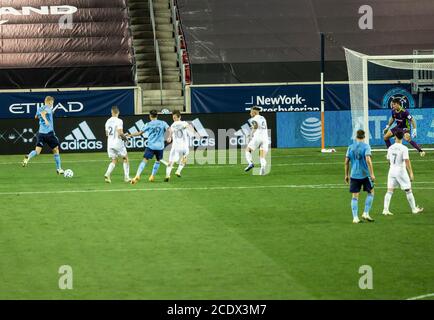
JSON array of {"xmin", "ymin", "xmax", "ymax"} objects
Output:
[
  {"xmin": 164, "ymin": 110, "xmax": 194, "ymax": 182},
  {"xmin": 345, "ymin": 129, "xmax": 375, "ymax": 224},
  {"xmin": 382, "ymin": 130, "xmax": 424, "ymax": 216},
  {"xmin": 383, "ymin": 98, "xmax": 425, "ymax": 156},
  {"xmin": 22, "ymin": 96, "xmax": 64, "ymax": 175},
  {"xmin": 104, "ymin": 106, "xmax": 131, "ymax": 183},
  {"xmin": 129, "ymin": 110, "xmax": 169, "ymax": 183},
  {"xmin": 244, "ymin": 106, "xmax": 269, "ymax": 175}
]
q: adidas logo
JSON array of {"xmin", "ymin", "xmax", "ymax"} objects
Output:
[
  {"xmin": 235, "ymin": 120, "xmax": 253, "ymax": 137},
  {"xmin": 61, "ymin": 121, "xmax": 103, "ymax": 151},
  {"xmin": 188, "ymin": 119, "xmax": 215, "ymax": 147},
  {"xmin": 126, "ymin": 120, "xmax": 148, "ymax": 149}
]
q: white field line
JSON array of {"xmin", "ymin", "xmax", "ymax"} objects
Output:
[
  {"xmin": 0, "ymin": 182, "xmax": 434, "ymax": 196},
  {"xmin": 0, "ymin": 159, "xmax": 433, "ymax": 168},
  {"xmin": 407, "ymin": 293, "xmax": 434, "ymax": 300}
]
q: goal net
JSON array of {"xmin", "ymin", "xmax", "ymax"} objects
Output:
[{"xmin": 344, "ymin": 48, "xmax": 434, "ymax": 148}]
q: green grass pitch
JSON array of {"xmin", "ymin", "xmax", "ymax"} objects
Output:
[{"xmin": 0, "ymin": 148, "xmax": 433, "ymax": 300}]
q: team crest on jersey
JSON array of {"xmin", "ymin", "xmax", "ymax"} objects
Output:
[{"xmin": 382, "ymin": 87, "xmax": 415, "ymax": 109}]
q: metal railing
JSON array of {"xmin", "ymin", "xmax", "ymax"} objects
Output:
[
  {"xmin": 170, "ymin": 0, "xmax": 191, "ymax": 90},
  {"xmin": 149, "ymin": 0, "xmax": 163, "ymax": 105}
]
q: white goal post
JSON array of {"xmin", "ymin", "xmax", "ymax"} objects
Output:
[{"xmin": 344, "ymin": 48, "xmax": 434, "ymax": 146}]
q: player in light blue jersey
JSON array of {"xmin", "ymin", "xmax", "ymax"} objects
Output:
[
  {"xmin": 22, "ymin": 96, "xmax": 64, "ymax": 175},
  {"xmin": 128, "ymin": 110, "xmax": 169, "ymax": 183},
  {"xmin": 344, "ymin": 129, "xmax": 376, "ymax": 224}
]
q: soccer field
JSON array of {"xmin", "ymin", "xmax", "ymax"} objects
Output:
[{"xmin": 0, "ymin": 148, "xmax": 433, "ymax": 300}]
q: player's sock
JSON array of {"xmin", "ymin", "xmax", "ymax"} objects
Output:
[
  {"xmin": 260, "ymin": 158, "xmax": 267, "ymax": 170},
  {"xmin": 28, "ymin": 150, "xmax": 37, "ymax": 160},
  {"xmin": 245, "ymin": 151, "xmax": 253, "ymax": 165},
  {"xmin": 176, "ymin": 164, "xmax": 185, "ymax": 175},
  {"xmin": 166, "ymin": 164, "xmax": 173, "ymax": 177},
  {"xmin": 136, "ymin": 161, "xmax": 147, "ymax": 177},
  {"xmin": 105, "ymin": 163, "xmax": 115, "ymax": 177},
  {"xmin": 405, "ymin": 191, "xmax": 417, "ymax": 212},
  {"xmin": 123, "ymin": 162, "xmax": 130, "ymax": 179},
  {"xmin": 364, "ymin": 193, "xmax": 374, "ymax": 214},
  {"xmin": 385, "ymin": 139, "xmax": 392, "ymax": 148},
  {"xmin": 384, "ymin": 192, "xmax": 393, "ymax": 212},
  {"xmin": 152, "ymin": 162, "xmax": 160, "ymax": 176},
  {"xmin": 409, "ymin": 141, "xmax": 422, "ymax": 152},
  {"xmin": 54, "ymin": 154, "xmax": 62, "ymax": 170},
  {"xmin": 351, "ymin": 198, "xmax": 358, "ymax": 219}
]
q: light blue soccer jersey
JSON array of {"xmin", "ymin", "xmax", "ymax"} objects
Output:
[
  {"xmin": 36, "ymin": 105, "xmax": 54, "ymax": 134},
  {"xmin": 142, "ymin": 120, "xmax": 169, "ymax": 150},
  {"xmin": 346, "ymin": 142, "xmax": 372, "ymax": 179}
]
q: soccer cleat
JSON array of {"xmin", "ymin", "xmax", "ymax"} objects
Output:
[
  {"xmin": 412, "ymin": 206, "xmax": 424, "ymax": 214},
  {"xmin": 244, "ymin": 163, "xmax": 254, "ymax": 172},
  {"xmin": 57, "ymin": 169, "xmax": 64, "ymax": 175},
  {"xmin": 362, "ymin": 214, "xmax": 375, "ymax": 222},
  {"xmin": 175, "ymin": 172, "xmax": 181, "ymax": 178},
  {"xmin": 382, "ymin": 210, "xmax": 394, "ymax": 216},
  {"xmin": 352, "ymin": 217, "xmax": 361, "ymax": 224},
  {"xmin": 259, "ymin": 167, "xmax": 266, "ymax": 176},
  {"xmin": 164, "ymin": 177, "xmax": 170, "ymax": 182},
  {"xmin": 22, "ymin": 156, "xmax": 29, "ymax": 167},
  {"xmin": 149, "ymin": 175, "xmax": 155, "ymax": 182},
  {"xmin": 124, "ymin": 177, "xmax": 132, "ymax": 183},
  {"xmin": 105, "ymin": 176, "xmax": 111, "ymax": 184},
  {"xmin": 419, "ymin": 151, "xmax": 426, "ymax": 157},
  {"xmin": 130, "ymin": 176, "xmax": 140, "ymax": 185}
]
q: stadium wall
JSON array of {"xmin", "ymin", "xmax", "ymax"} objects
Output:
[
  {"xmin": 0, "ymin": 113, "xmax": 276, "ymax": 155},
  {"xmin": 187, "ymin": 82, "xmax": 434, "ymax": 113},
  {"xmin": 277, "ymin": 109, "xmax": 434, "ymax": 148},
  {"xmin": 0, "ymin": 87, "xmax": 139, "ymax": 119}
]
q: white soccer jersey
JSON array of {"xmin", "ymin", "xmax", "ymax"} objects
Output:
[
  {"xmin": 387, "ymin": 143, "xmax": 411, "ymax": 190},
  {"xmin": 105, "ymin": 117, "xmax": 124, "ymax": 150},
  {"xmin": 387, "ymin": 143, "xmax": 409, "ymax": 172},
  {"xmin": 171, "ymin": 120, "xmax": 190, "ymax": 148},
  {"xmin": 247, "ymin": 115, "xmax": 269, "ymax": 152},
  {"xmin": 250, "ymin": 115, "xmax": 268, "ymax": 139}
]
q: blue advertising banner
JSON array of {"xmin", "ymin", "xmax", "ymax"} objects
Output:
[
  {"xmin": 191, "ymin": 84, "xmax": 434, "ymax": 113},
  {"xmin": 0, "ymin": 89, "xmax": 135, "ymax": 119},
  {"xmin": 277, "ymin": 108, "xmax": 434, "ymax": 148},
  {"xmin": 191, "ymin": 84, "xmax": 321, "ymax": 113}
]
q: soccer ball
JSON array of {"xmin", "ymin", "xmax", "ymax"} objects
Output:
[
  {"xmin": 64, "ymin": 169, "xmax": 74, "ymax": 178},
  {"xmin": 161, "ymin": 108, "xmax": 171, "ymax": 114}
]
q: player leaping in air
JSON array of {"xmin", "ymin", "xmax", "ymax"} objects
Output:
[
  {"xmin": 244, "ymin": 106, "xmax": 270, "ymax": 175},
  {"xmin": 22, "ymin": 96, "xmax": 64, "ymax": 175},
  {"xmin": 128, "ymin": 110, "xmax": 169, "ymax": 183},
  {"xmin": 383, "ymin": 98, "xmax": 426, "ymax": 157},
  {"xmin": 164, "ymin": 110, "xmax": 195, "ymax": 182},
  {"xmin": 104, "ymin": 106, "xmax": 131, "ymax": 183}
]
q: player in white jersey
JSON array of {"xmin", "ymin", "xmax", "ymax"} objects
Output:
[
  {"xmin": 165, "ymin": 110, "xmax": 194, "ymax": 182},
  {"xmin": 244, "ymin": 106, "xmax": 269, "ymax": 175},
  {"xmin": 382, "ymin": 130, "xmax": 423, "ymax": 215},
  {"xmin": 104, "ymin": 106, "xmax": 131, "ymax": 183}
]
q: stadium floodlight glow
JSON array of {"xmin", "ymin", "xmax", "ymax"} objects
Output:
[{"xmin": 344, "ymin": 47, "xmax": 434, "ymax": 146}]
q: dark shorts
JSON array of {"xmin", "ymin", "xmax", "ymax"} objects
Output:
[
  {"xmin": 144, "ymin": 148, "xmax": 164, "ymax": 161},
  {"xmin": 391, "ymin": 127, "xmax": 409, "ymax": 136},
  {"xmin": 36, "ymin": 132, "xmax": 60, "ymax": 149},
  {"xmin": 350, "ymin": 177, "xmax": 374, "ymax": 194}
]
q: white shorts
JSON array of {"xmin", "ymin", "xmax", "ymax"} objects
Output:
[
  {"xmin": 387, "ymin": 170, "xmax": 411, "ymax": 190},
  {"xmin": 108, "ymin": 146, "xmax": 127, "ymax": 159},
  {"xmin": 169, "ymin": 145, "xmax": 189, "ymax": 163},
  {"xmin": 247, "ymin": 136, "xmax": 269, "ymax": 153}
]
